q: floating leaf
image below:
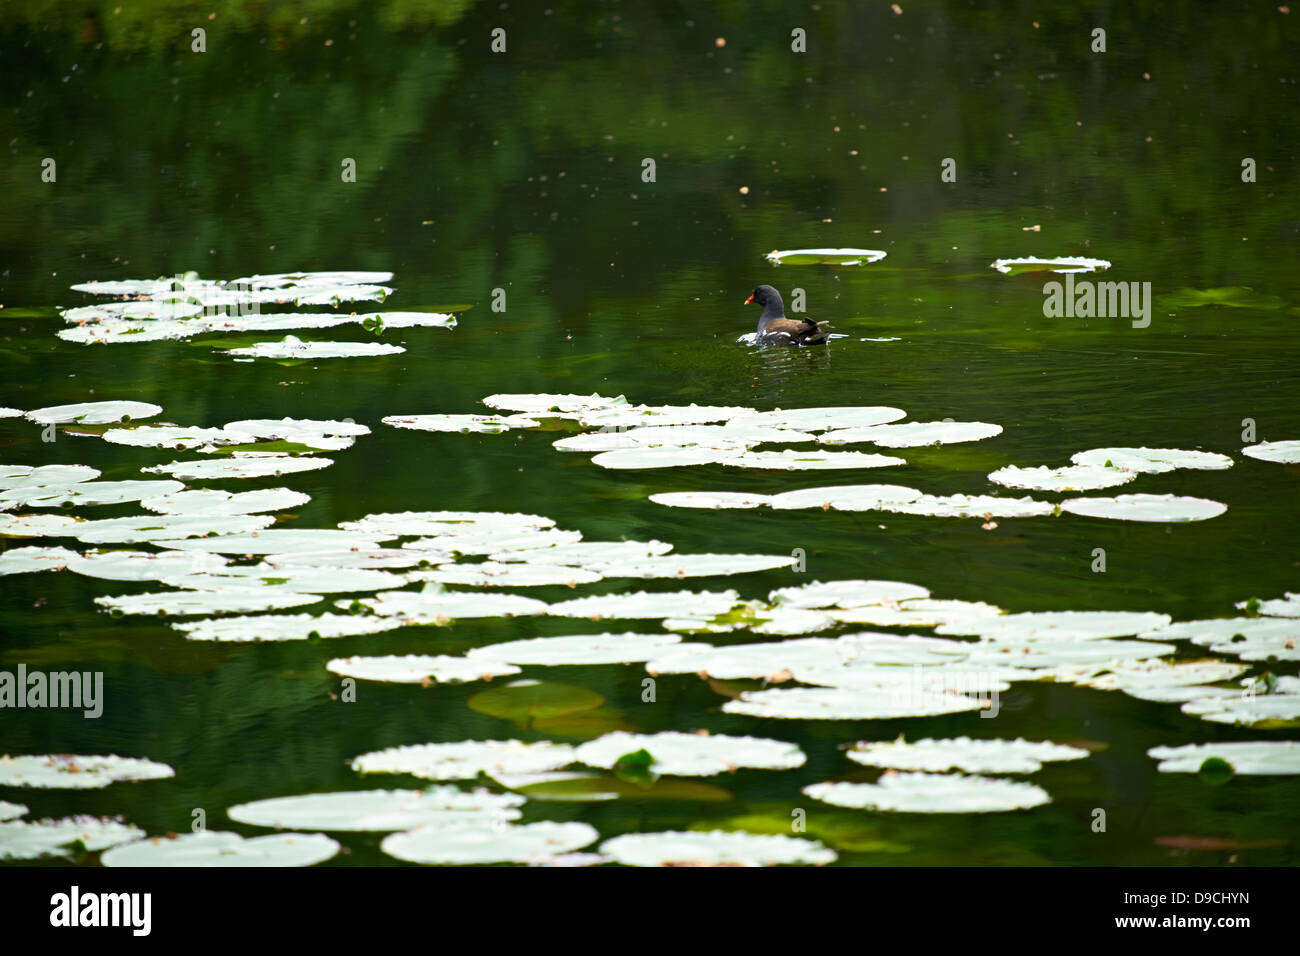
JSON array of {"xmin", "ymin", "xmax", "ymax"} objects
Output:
[
  {"xmin": 24, "ymin": 401, "xmax": 162, "ymax": 425},
  {"xmin": 575, "ymin": 731, "xmax": 805, "ymax": 776},
  {"xmin": 764, "ymin": 248, "xmax": 887, "ymax": 266},
  {"xmin": 1242, "ymin": 440, "xmax": 1300, "ymax": 464},
  {"xmin": 1, "ymin": 479, "xmax": 185, "ymax": 509},
  {"xmin": 936, "ymin": 610, "xmax": 1173, "ymax": 641},
  {"xmin": 174, "ymin": 612, "xmax": 404, "ymax": 642},
  {"xmin": 822, "ymin": 421, "xmax": 1003, "ymax": 448},
  {"xmin": 140, "ymin": 487, "xmax": 311, "ymax": 515},
  {"xmin": 647, "ymin": 491, "xmax": 775, "ymax": 510},
  {"xmin": 0, "ymin": 754, "xmax": 174, "ymax": 790},
  {"xmin": 351, "ymin": 740, "xmax": 577, "ymax": 780},
  {"xmin": 95, "ymin": 587, "xmax": 323, "ymax": 617},
  {"xmin": 989, "ymin": 256, "xmax": 1110, "ymax": 274},
  {"xmin": 729, "ymin": 406, "xmax": 905, "ymax": 432},
  {"xmin": 601, "ymin": 829, "xmax": 836, "ymax": 866},
  {"xmin": 0, "ymin": 817, "xmax": 144, "ymax": 860},
  {"xmin": 1148, "ymin": 741, "xmax": 1300, "ymax": 775},
  {"xmin": 381, "ymin": 821, "xmax": 597, "ymax": 865},
  {"xmin": 845, "ymin": 737, "xmax": 1089, "ymax": 774},
  {"xmin": 806, "ymin": 773, "xmax": 1051, "ymax": 812},
  {"xmin": 0, "ymin": 546, "xmax": 79, "ymax": 576},
  {"xmin": 1060, "ymin": 494, "xmax": 1226, "ymax": 522},
  {"xmin": 1069, "ymin": 447, "xmax": 1234, "ymax": 473},
  {"xmin": 721, "ymin": 449, "xmax": 906, "ymax": 470},
  {"xmin": 0, "ymin": 464, "xmax": 100, "ymax": 491},
  {"xmin": 382, "ymin": 413, "xmax": 540, "ymax": 433},
  {"xmin": 101, "ymin": 830, "xmax": 339, "ymax": 867},
  {"xmin": 227, "ymin": 787, "xmax": 523, "ymax": 832},
  {"xmin": 547, "ymin": 589, "xmax": 740, "ymax": 620},
  {"xmin": 987, "ymin": 464, "xmax": 1137, "ymax": 492},
  {"xmin": 325, "ymin": 655, "xmax": 520, "ymax": 685},
  {"xmin": 468, "ymin": 633, "xmax": 687, "ymax": 666},
  {"xmin": 770, "ymin": 579, "xmax": 931, "ymax": 609},
  {"xmin": 142, "ymin": 456, "xmax": 334, "ymax": 480},
  {"xmin": 468, "ymin": 681, "xmax": 605, "ymax": 722},
  {"xmin": 165, "ymin": 529, "xmax": 381, "ymax": 554},
  {"xmin": 723, "ymin": 687, "xmax": 983, "ymax": 719}
]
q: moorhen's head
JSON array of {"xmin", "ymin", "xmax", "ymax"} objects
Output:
[{"xmin": 744, "ymin": 284, "xmax": 785, "ymax": 318}]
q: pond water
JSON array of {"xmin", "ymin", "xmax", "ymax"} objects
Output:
[{"xmin": 1, "ymin": 3, "xmax": 1298, "ymax": 865}]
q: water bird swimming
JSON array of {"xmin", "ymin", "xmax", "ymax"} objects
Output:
[{"xmin": 744, "ymin": 284, "xmax": 830, "ymax": 346}]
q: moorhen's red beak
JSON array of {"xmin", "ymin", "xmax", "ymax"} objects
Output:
[{"xmin": 744, "ymin": 294, "xmax": 754, "ymax": 305}]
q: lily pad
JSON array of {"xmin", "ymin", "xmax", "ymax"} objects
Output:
[
  {"xmin": 468, "ymin": 633, "xmax": 687, "ymax": 666},
  {"xmin": 74, "ymin": 514, "xmax": 277, "ymax": 544},
  {"xmin": 381, "ymin": 821, "xmax": 598, "ymax": 865},
  {"xmin": 770, "ymin": 579, "xmax": 931, "ymax": 609},
  {"xmin": 729, "ymin": 406, "xmax": 905, "ymax": 432},
  {"xmin": 547, "ymin": 589, "xmax": 740, "ymax": 620},
  {"xmin": 602, "ymin": 829, "xmax": 836, "ymax": 866},
  {"xmin": 174, "ymin": 612, "xmax": 404, "ymax": 642},
  {"xmin": 163, "ymin": 564, "xmax": 406, "ymax": 594},
  {"xmin": 764, "ymin": 248, "xmax": 887, "ymax": 266},
  {"xmin": 575, "ymin": 731, "xmax": 805, "ymax": 776},
  {"xmin": 1060, "ymin": 494, "xmax": 1226, "ymax": 522},
  {"xmin": 346, "ymin": 588, "xmax": 548, "ymax": 621},
  {"xmin": 805, "ymin": 773, "xmax": 1051, "ymax": 812},
  {"xmin": 411, "ymin": 562, "xmax": 602, "ymax": 587},
  {"xmin": 845, "ymin": 737, "xmax": 1089, "ymax": 774},
  {"xmin": 721, "ymin": 449, "xmax": 906, "ymax": 470},
  {"xmin": 102, "ymin": 424, "xmax": 254, "ymax": 450},
  {"xmin": 0, "ymin": 754, "xmax": 174, "ymax": 789},
  {"xmin": 382, "ymin": 413, "xmax": 540, "ymax": 433},
  {"xmin": 822, "ymin": 421, "xmax": 1003, "ymax": 448},
  {"xmin": 1, "ymin": 479, "xmax": 185, "ymax": 509},
  {"xmin": 648, "ymin": 491, "xmax": 776, "ymax": 510},
  {"xmin": 590, "ymin": 447, "xmax": 742, "ymax": 470},
  {"xmin": 987, "ymin": 464, "xmax": 1137, "ymax": 492},
  {"xmin": 0, "ymin": 513, "xmax": 84, "ymax": 537},
  {"xmin": 0, "ymin": 817, "xmax": 144, "ymax": 860},
  {"xmin": 468, "ymin": 681, "xmax": 605, "ymax": 721},
  {"xmin": 481, "ymin": 393, "xmax": 627, "ymax": 414},
  {"xmin": 887, "ymin": 494, "xmax": 1055, "ymax": 518},
  {"xmin": 829, "ymin": 598, "xmax": 1004, "ymax": 629},
  {"xmin": 351, "ymin": 740, "xmax": 577, "ymax": 780},
  {"xmin": 1241, "ymin": 440, "xmax": 1300, "ymax": 464},
  {"xmin": 165, "ymin": 529, "xmax": 381, "ymax": 554},
  {"xmin": 490, "ymin": 540, "xmax": 673, "ymax": 565},
  {"xmin": 0, "ymin": 464, "xmax": 100, "ymax": 490},
  {"xmin": 24, "ymin": 401, "xmax": 163, "ymax": 425},
  {"xmin": 768, "ymin": 484, "xmax": 923, "ymax": 511},
  {"xmin": 0, "ymin": 546, "xmax": 79, "ymax": 575},
  {"xmin": 142, "ymin": 456, "xmax": 334, "ymax": 480},
  {"xmin": 0, "ymin": 802, "xmax": 26, "ymax": 822},
  {"xmin": 140, "ymin": 487, "xmax": 311, "ymax": 515},
  {"xmin": 990, "ymin": 256, "xmax": 1111, "ymax": 275},
  {"xmin": 1069, "ymin": 447, "xmax": 1234, "ymax": 473},
  {"xmin": 101, "ymin": 830, "xmax": 340, "ymax": 867},
  {"xmin": 325, "ymin": 655, "xmax": 521, "ymax": 684},
  {"xmin": 591, "ymin": 553, "xmax": 796, "ymax": 579},
  {"xmin": 95, "ymin": 587, "xmax": 323, "ymax": 617},
  {"xmin": 67, "ymin": 548, "xmax": 229, "ymax": 581},
  {"xmin": 723, "ymin": 686, "xmax": 983, "ymax": 719},
  {"xmin": 227, "ymin": 787, "xmax": 523, "ymax": 832},
  {"xmin": 1239, "ymin": 593, "xmax": 1300, "ymax": 618},
  {"xmin": 1148, "ymin": 741, "xmax": 1300, "ymax": 775},
  {"xmin": 265, "ymin": 548, "xmax": 446, "ymax": 569},
  {"xmin": 936, "ymin": 610, "xmax": 1173, "ymax": 641}
]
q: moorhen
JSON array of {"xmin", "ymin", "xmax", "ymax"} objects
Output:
[{"xmin": 745, "ymin": 284, "xmax": 830, "ymax": 346}]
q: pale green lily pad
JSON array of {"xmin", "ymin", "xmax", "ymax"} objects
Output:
[
  {"xmin": 489, "ymin": 540, "xmax": 673, "ymax": 565},
  {"xmin": 770, "ymin": 579, "xmax": 931, "ymax": 609},
  {"xmin": 402, "ymin": 528, "xmax": 584, "ymax": 556},
  {"xmin": 140, "ymin": 487, "xmax": 311, "ymax": 515},
  {"xmin": 765, "ymin": 247, "xmax": 887, "ymax": 266},
  {"xmin": 886, "ymin": 493, "xmax": 1056, "ymax": 518},
  {"xmin": 0, "ymin": 408, "xmax": 22, "ymax": 418},
  {"xmin": 575, "ymin": 731, "xmax": 805, "ymax": 776},
  {"xmin": 0, "ymin": 545, "xmax": 79, "ymax": 575},
  {"xmin": 227, "ymin": 787, "xmax": 523, "ymax": 832},
  {"xmin": 95, "ymin": 587, "xmax": 323, "ymax": 616},
  {"xmin": 1239, "ymin": 593, "xmax": 1300, "ymax": 618},
  {"xmin": 481, "ymin": 393, "xmax": 627, "ymax": 414},
  {"xmin": 340, "ymin": 510, "xmax": 556, "ymax": 537},
  {"xmin": 805, "ymin": 773, "xmax": 1051, "ymax": 812},
  {"xmin": 67, "ymin": 548, "xmax": 228, "ymax": 581},
  {"xmin": 490, "ymin": 771, "xmax": 731, "ymax": 803},
  {"xmin": 829, "ymin": 598, "xmax": 1004, "ymax": 629},
  {"xmin": 57, "ymin": 318, "xmax": 199, "ymax": 344},
  {"xmin": 1148, "ymin": 741, "xmax": 1300, "ymax": 775},
  {"xmin": 173, "ymin": 612, "xmax": 404, "ymax": 642},
  {"xmin": 0, "ymin": 802, "xmax": 26, "ymax": 821},
  {"xmin": 554, "ymin": 425, "xmax": 788, "ymax": 453},
  {"xmin": 24, "ymin": 401, "xmax": 163, "ymax": 425},
  {"xmin": 0, "ymin": 464, "xmax": 100, "ymax": 490},
  {"xmin": 382, "ymin": 413, "xmax": 540, "ymax": 433},
  {"xmin": 325, "ymin": 655, "xmax": 520, "ymax": 684},
  {"xmin": 265, "ymin": 548, "xmax": 447, "ymax": 569},
  {"xmin": 221, "ymin": 418, "xmax": 370, "ymax": 449},
  {"xmin": 382, "ymin": 821, "xmax": 598, "ymax": 865},
  {"xmin": 990, "ymin": 256, "xmax": 1110, "ymax": 274},
  {"xmin": 73, "ymin": 514, "xmax": 276, "ymax": 544},
  {"xmin": 352, "ymin": 740, "xmax": 577, "ymax": 780},
  {"xmin": 751, "ymin": 607, "xmax": 838, "ymax": 635},
  {"xmin": 722, "ymin": 687, "xmax": 983, "ymax": 719},
  {"xmin": 165, "ymin": 529, "xmax": 381, "ymax": 554},
  {"xmin": 1060, "ymin": 494, "xmax": 1227, "ymax": 522},
  {"xmin": 987, "ymin": 464, "xmax": 1137, "ymax": 492},
  {"xmin": 845, "ymin": 737, "xmax": 1089, "ymax": 774},
  {"xmin": 1242, "ymin": 440, "xmax": 1300, "ymax": 464},
  {"xmin": 468, "ymin": 633, "xmax": 688, "ymax": 666},
  {"xmin": 963, "ymin": 639, "xmax": 1175, "ymax": 669},
  {"xmin": 822, "ymin": 421, "xmax": 1003, "ymax": 448},
  {"xmin": 0, "ymin": 754, "xmax": 174, "ymax": 789},
  {"xmin": 0, "ymin": 817, "xmax": 145, "ymax": 860},
  {"xmin": 721, "ymin": 450, "xmax": 906, "ymax": 470},
  {"xmin": 729, "ymin": 406, "xmax": 905, "ymax": 432},
  {"xmin": 768, "ymin": 484, "xmax": 922, "ymax": 511},
  {"xmin": 142, "ymin": 455, "xmax": 334, "ymax": 480},
  {"xmin": 547, "ymin": 589, "xmax": 740, "ymax": 620},
  {"xmin": 1139, "ymin": 617, "xmax": 1300, "ymax": 643},
  {"xmin": 575, "ymin": 405, "xmax": 760, "ymax": 428},
  {"xmin": 1, "ymin": 479, "xmax": 185, "ymax": 509},
  {"xmin": 1064, "ymin": 658, "xmax": 1247, "ymax": 691},
  {"xmin": 411, "ymin": 562, "xmax": 602, "ymax": 587},
  {"xmin": 602, "ymin": 829, "xmax": 835, "ymax": 866},
  {"xmin": 1180, "ymin": 694, "xmax": 1300, "ymax": 726},
  {"xmin": 790, "ymin": 662, "xmax": 1010, "ymax": 695},
  {"xmin": 590, "ymin": 447, "xmax": 742, "ymax": 470},
  {"xmin": 70, "ymin": 277, "xmax": 188, "ymax": 295},
  {"xmin": 102, "ymin": 424, "xmax": 253, "ymax": 450},
  {"xmin": 63, "ymin": 300, "xmax": 203, "ymax": 320},
  {"xmin": 345, "ymin": 588, "xmax": 548, "ymax": 620},
  {"xmin": 101, "ymin": 830, "xmax": 339, "ymax": 867},
  {"xmin": 0, "ymin": 513, "xmax": 83, "ymax": 537},
  {"xmin": 163, "ymin": 563, "xmax": 406, "ymax": 593},
  {"xmin": 1069, "ymin": 447, "xmax": 1234, "ymax": 473},
  {"xmin": 936, "ymin": 610, "xmax": 1173, "ymax": 641},
  {"xmin": 647, "ymin": 632, "xmax": 968, "ymax": 678},
  {"xmin": 227, "ymin": 270, "xmax": 394, "ymax": 288},
  {"xmin": 592, "ymin": 553, "xmax": 796, "ymax": 579},
  {"xmin": 648, "ymin": 491, "xmax": 775, "ymax": 510}
]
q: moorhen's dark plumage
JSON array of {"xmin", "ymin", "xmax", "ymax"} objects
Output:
[{"xmin": 745, "ymin": 284, "xmax": 830, "ymax": 346}]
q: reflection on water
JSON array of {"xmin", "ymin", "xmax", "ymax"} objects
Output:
[{"xmin": 748, "ymin": 341, "xmax": 835, "ymax": 402}]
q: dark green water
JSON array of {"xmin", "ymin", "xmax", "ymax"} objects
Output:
[{"xmin": 2, "ymin": 2, "xmax": 1298, "ymax": 865}]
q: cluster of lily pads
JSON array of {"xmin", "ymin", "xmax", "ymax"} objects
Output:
[
  {"xmin": 51, "ymin": 271, "xmax": 455, "ymax": 356},
  {"xmin": 3, "ymin": 389, "xmax": 1298, "ymax": 865}
]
